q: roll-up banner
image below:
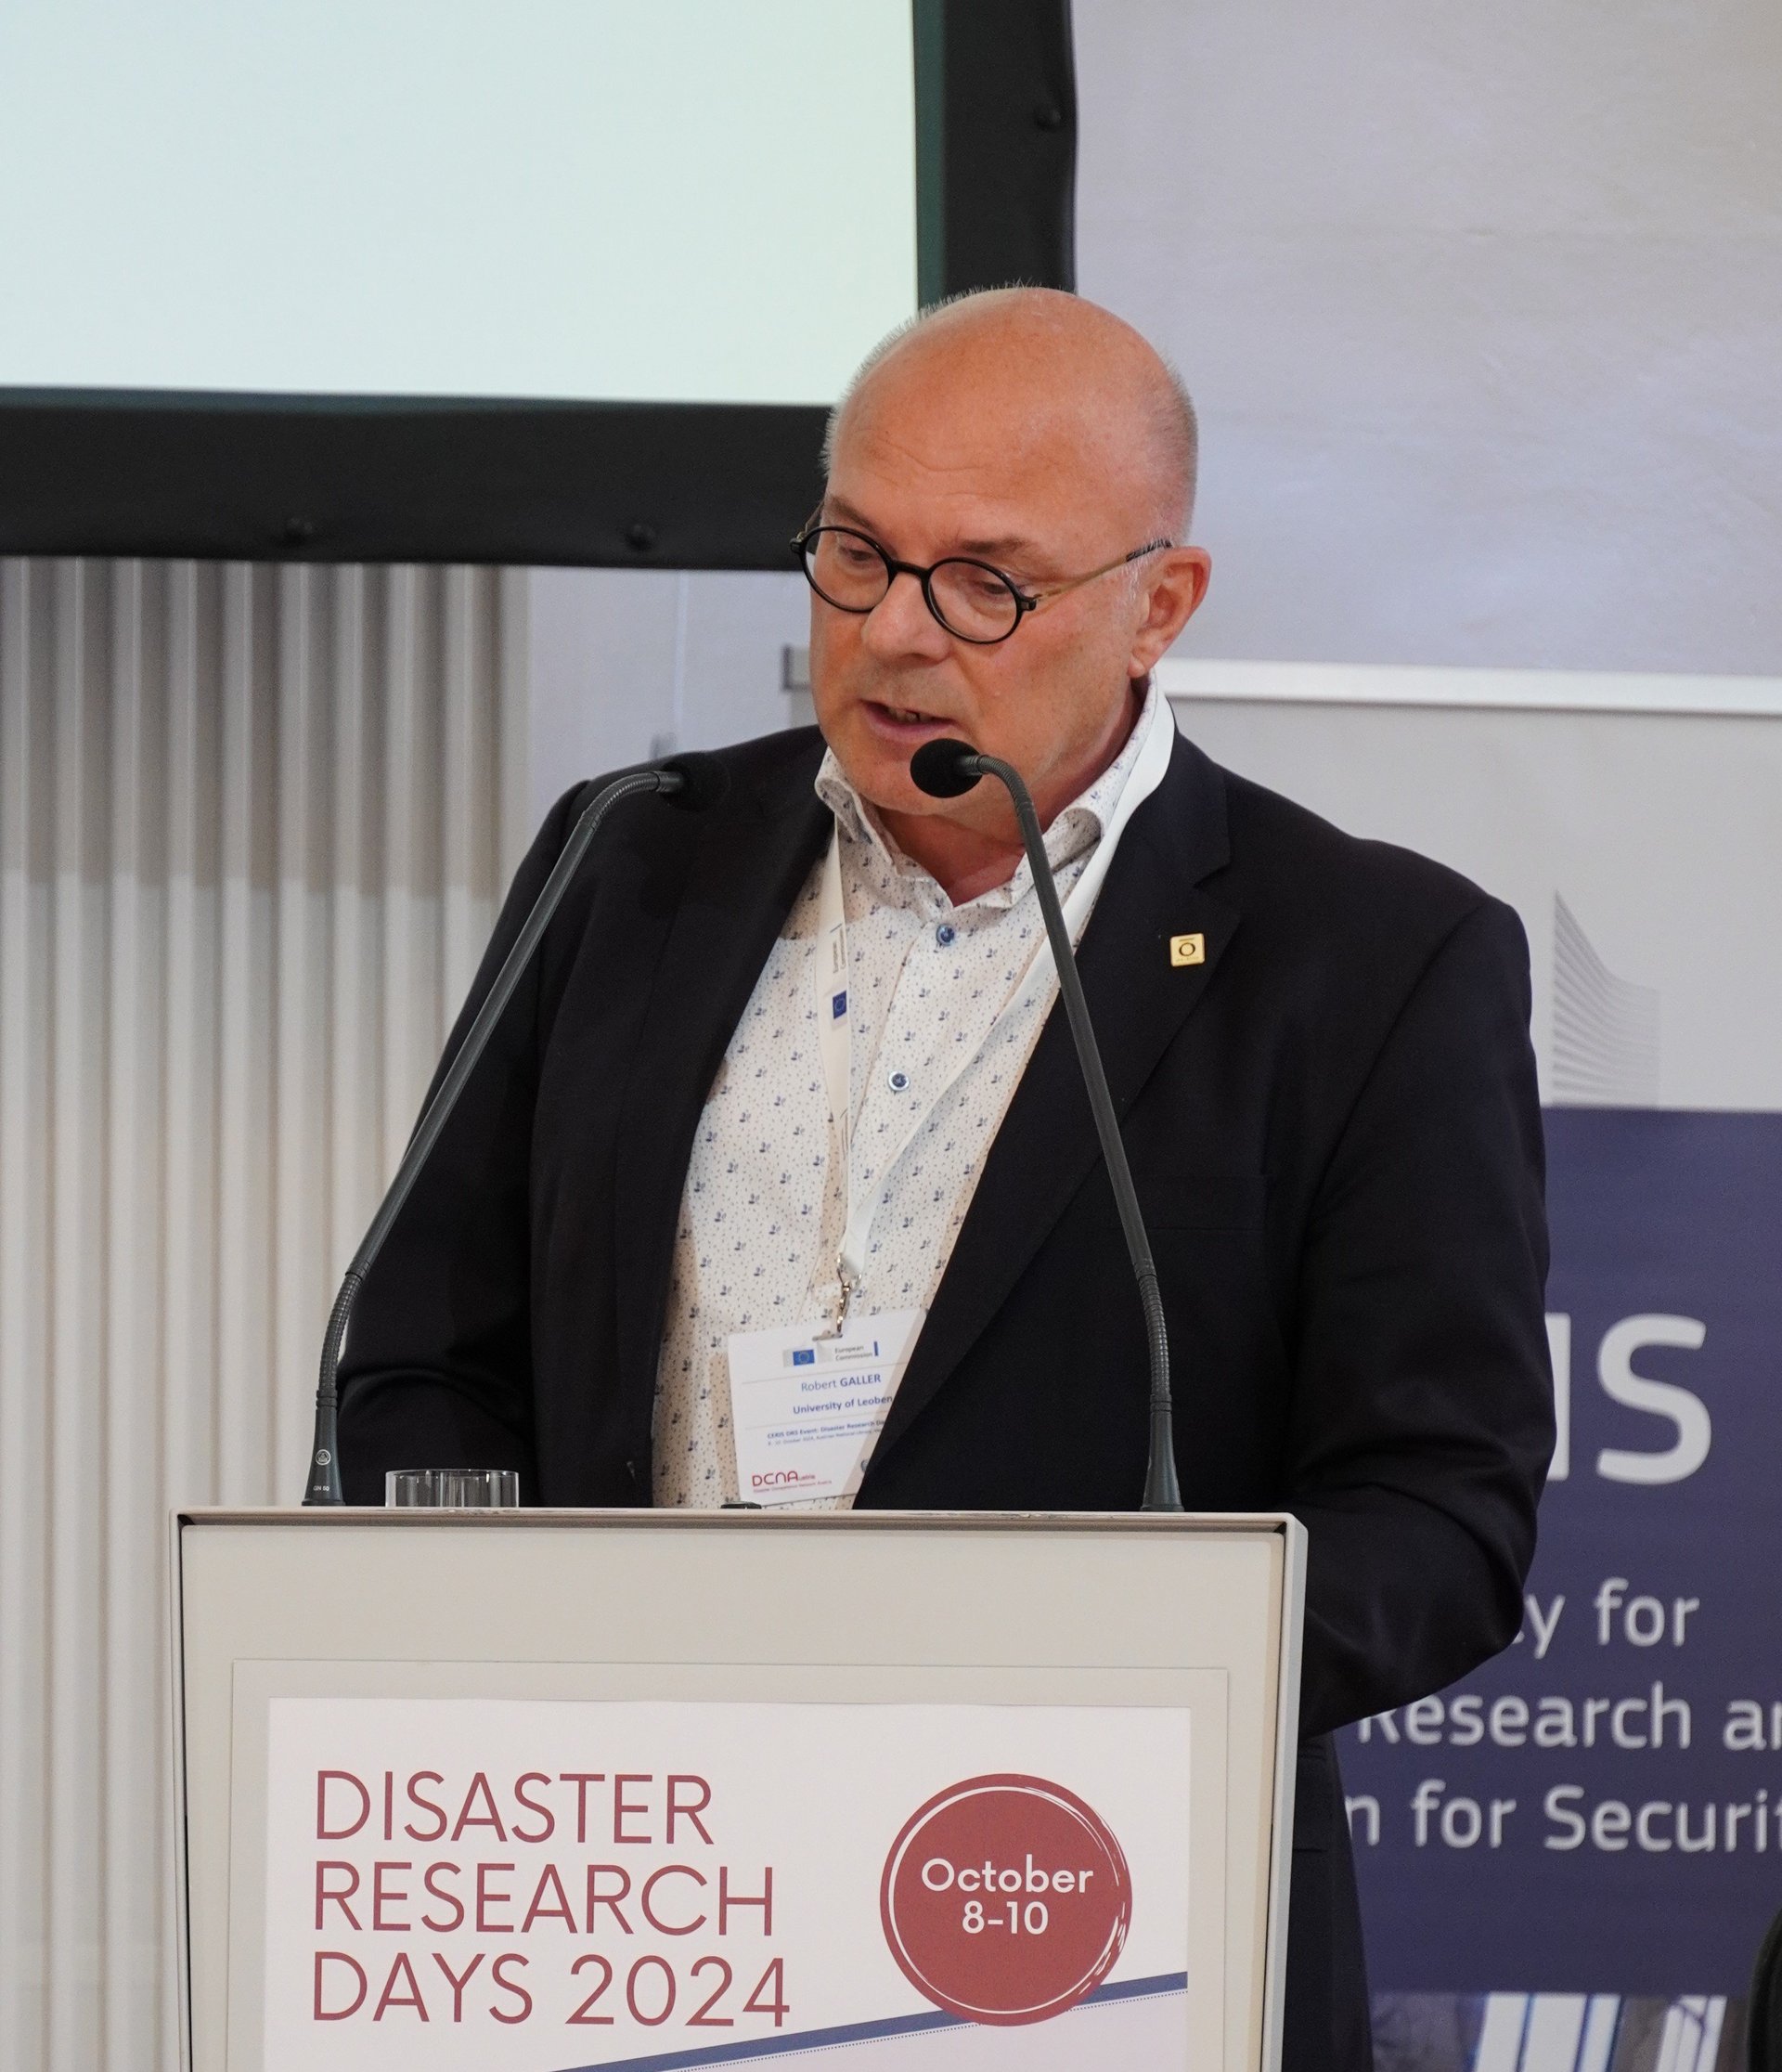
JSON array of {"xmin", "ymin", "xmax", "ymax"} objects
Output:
[{"xmin": 1164, "ymin": 663, "xmax": 1782, "ymax": 2072}]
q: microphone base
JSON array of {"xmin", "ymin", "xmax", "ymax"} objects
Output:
[{"xmin": 303, "ymin": 1402, "xmax": 344, "ymax": 1506}]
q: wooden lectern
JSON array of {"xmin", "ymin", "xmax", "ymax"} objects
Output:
[{"xmin": 173, "ymin": 1509, "xmax": 1303, "ymax": 2071}]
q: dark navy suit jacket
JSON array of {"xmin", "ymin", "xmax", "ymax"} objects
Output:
[{"xmin": 340, "ymin": 724, "xmax": 1554, "ymax": 2068}]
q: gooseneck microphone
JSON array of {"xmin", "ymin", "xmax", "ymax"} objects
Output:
[
  {"xmin": 909, "ymin": 739, "xmax": 1184, "ymax": 1513},
  {"xmin": 303, "ymin": 753, "xmax": 731, "ymax": 1505}
]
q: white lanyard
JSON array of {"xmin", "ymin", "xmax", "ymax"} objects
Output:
[{"xmin": 811, "ymin": 696, "xmax": 1174, "ymax": 1325}]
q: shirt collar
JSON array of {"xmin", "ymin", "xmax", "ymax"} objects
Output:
[{"xmin": 814, "ymin": 680, "xmax": 1167, "ymax": 913}]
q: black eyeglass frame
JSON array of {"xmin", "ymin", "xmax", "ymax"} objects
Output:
[{"xmin": 791, "ymin": 521, "xmax": 1175, "ymax": 646}]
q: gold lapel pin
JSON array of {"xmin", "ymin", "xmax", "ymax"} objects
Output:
[{"xmin": 1169, "ymin": 933, "xmax": 1206, "ymax": 967}]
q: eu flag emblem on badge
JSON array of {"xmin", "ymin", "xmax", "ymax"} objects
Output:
[
  {"xmin": 791, "ymin": 1348, "xmax": 816, "ymax": 1366},
  {"xmin": 832, "ymin": 991, "xmax": 847, "ymax": 1019}
]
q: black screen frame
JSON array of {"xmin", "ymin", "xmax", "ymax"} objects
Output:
[{"xmin": 0, "ymin": 0, "xmax": 1075, "ymax": 570}]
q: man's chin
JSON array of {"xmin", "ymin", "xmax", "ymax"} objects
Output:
[
  {"xmin": 834, "ymin": 755, "xmax": 945, "ymax": 822},
  {"xmin": 824, "ymin": 708, "xmax": 971, "ymax": 815}
]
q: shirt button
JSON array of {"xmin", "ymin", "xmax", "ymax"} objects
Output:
[
  {"xmin": 936, "ymin": 923, "xmax": 956, "ymax": 946},
  {"xmin": 888, "ymin": 1069, "xmax": 910, "ymax": 1093}
]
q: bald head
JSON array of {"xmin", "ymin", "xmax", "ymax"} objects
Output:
[{"xmin": 824, "ymin": 287, "xmax": 1198, "ymax": 540}]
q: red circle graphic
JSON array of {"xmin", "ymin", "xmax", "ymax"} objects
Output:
[{"xmin": 880, "ymin": 1773, "xmax": 1132, "ymax": 2026}]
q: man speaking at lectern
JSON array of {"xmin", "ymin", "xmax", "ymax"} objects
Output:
[{"xmin": 340, "ymin": 290, "xmax": 1552, "ymax": 2066}]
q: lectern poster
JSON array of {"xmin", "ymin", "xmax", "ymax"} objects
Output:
[{"xmin": 261, "ymin": 1696, "xmax": 1194, "ymax": 2069}]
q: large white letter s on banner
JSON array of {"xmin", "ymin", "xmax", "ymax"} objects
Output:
[{"xmin": 1595, "ymin": 1314, "xmax": 1711, "ymax": 1484}]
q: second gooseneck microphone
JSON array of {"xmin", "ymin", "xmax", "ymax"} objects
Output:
[
  {"xmin": 909, "ymin": 737, "xmax": 1184, "ymax": 1514},
  {"xmin": 303, "ymin": 753, "xmax": 730, "ymax": 1505}
]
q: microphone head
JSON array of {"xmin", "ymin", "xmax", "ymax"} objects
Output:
[
  {"xmin": 658, "ymin": 751, "xmax": 731, "ymax": 812},
  {"xmin": 909, "ymin": 738, "xmax": 983, "ymax": 799}
]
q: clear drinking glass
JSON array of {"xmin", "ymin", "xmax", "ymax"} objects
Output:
[{"xmin": 385, "ymin": 1468, "xmax": 521, "ymax": 1509}]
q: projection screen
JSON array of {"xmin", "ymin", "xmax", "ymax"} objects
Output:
[{"xmin": 0, "ymin": 0, "xmax": 1078, "ymax": 567}]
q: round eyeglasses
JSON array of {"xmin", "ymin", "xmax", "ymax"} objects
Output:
[{"xmin": 792, "ymin": 523, "xmax": 1172, "ymax": 646}]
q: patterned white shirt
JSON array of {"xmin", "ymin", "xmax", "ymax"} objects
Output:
[{"xmin": 651, "ymin": 684, "xmax": 1171, "ymax": 1507}]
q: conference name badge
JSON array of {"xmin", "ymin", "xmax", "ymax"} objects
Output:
[{"xmin": 728, "ymin": 1310, "xmax": 926, "ymax": 1508}]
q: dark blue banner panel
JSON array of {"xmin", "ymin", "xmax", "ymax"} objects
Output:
[{"xmin": 1343, "ymin": 1108, "xmax": 1782, "ymax": 1999}]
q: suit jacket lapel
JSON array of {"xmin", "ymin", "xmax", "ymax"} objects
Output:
[
  {"xmin": 868, "ymin": 734, "xmax": 1240, "ymax": 1468},
  {"xmin": 612, "ymin": 743, "xmax": 831, "ymax": 1459}
]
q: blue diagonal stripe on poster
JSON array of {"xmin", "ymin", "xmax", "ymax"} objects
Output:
[{"xmin": 554, "ymin": 1971, "xmax": 1189, "ymax": 2070}]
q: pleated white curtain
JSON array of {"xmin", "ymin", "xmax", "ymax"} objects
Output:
[{"xmin": 0, "ymin": 557, "xmax": 529, "ymax": 2069}]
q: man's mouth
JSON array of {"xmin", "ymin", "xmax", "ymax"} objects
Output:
[{"xmin": 862, "ymin": 699, "xmax": 960, "ymax": 737}]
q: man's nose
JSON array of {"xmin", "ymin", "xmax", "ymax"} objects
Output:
[{"xmin": 860, "ymin": 568, "xmax": 952, "ymax": 662}]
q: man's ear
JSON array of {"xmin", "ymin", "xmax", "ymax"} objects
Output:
[{"xmin": 1130, "ymin": 547, "xmax": 1211, "ymax": 676}]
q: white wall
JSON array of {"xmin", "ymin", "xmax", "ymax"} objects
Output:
[
  {"xmin": 527, "ymin": 566, "xmax": 808, "ymax": 820},
  {"xmin": 1073, "ymin": 0, "xmax": 1782, "ymax": 677}
]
